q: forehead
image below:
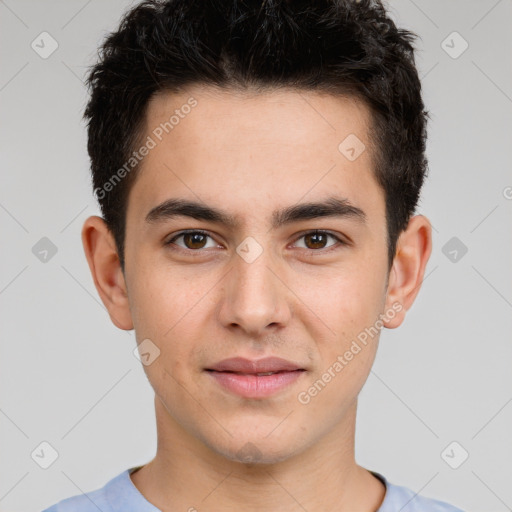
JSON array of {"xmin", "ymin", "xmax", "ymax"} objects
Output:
[
  {"xmin": 127, "ymin": 85, "xmax": 384, "ymax": 229},
  {"xmin": 145, "ymin": 85, "xmax": 372, "ymax": 149}
]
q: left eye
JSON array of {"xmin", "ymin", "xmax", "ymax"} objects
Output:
[
  {"xmin": 165, "ymin": 230, "xmax": 343, "ymax": 252},
  {"xmin": 293, "ymin": 230, "xmax": 342, "ymax": 251}
]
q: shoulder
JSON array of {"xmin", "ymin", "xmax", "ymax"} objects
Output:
[
  {"xmin": 40, "ymin": 469, "xmax": 129, "ymax": 512},
  {"xmin": 373, "ymin": 472, "xmax": 466, "ymax": 512},
  {"xmin": 41, "ymin": 487, "xmax": 110, "ymax": 512}
]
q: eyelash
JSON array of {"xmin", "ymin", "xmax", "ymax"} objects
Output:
[{"xmin": 164, "ymin": 229, "xmax": 347, "ymax": 255}]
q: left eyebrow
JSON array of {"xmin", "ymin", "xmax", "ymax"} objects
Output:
[{"xmin": 145, "ymin": 196, "xmax": 367, "ymax": 229}]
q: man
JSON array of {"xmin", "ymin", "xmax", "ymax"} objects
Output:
[{"xmin": 42, "ymin": 0, "xmax": 465, "ymax": 510}]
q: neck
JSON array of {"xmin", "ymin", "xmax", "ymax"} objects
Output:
[{"xmin": 130, "ymin": 396, "xmax": 386, "ymax": 512}]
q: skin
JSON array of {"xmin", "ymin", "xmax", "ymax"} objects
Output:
[{"xmin": 82, "ymin": 85, "xmax": 432, "ymax": 512}]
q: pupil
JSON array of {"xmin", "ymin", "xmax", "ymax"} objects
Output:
[
  {"xmin": 306, "ymin": 233, "xmax": 326, "ymax": 249},
  {"xmin": 185, "ymin": 233, "xmax": 206, "ymax": 249}
]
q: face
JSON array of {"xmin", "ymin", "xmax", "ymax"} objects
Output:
[{"xmin": 94, "ymin": 86, "xmax": 414, "ymax": 464}]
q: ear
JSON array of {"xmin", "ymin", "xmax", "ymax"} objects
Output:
[
  {"xmin": 383, "ymin": 214, "xmax": 432, "ymax": 329},
  {"xmin": 81, "ymin": 215, "xmax": 134, "ymax": 330}
]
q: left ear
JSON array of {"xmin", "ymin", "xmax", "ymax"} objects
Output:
[{"xmin": 383, "ymin": 214, "xmax": 432, "ymax": 329}]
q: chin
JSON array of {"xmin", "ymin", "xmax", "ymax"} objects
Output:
[{"xmin": 209, "ymin": 435, "xmax": 302, "ymax": 466}]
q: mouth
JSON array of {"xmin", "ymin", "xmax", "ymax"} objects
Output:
[
  {"xmin": 204, "ymin": 358, "xmax": 307, "ymax": 398},
  {"xmin": 205, "ymin": 369, "xmax": 304, "ymax": 376},
  {"xmin": 205, "ymin": 356, "xmax": 306, "ymax": 374}
]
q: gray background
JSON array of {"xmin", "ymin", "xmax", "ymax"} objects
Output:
[{"xmin": 1, "ymin": 1, "xmax": 511, "ymax": 511}]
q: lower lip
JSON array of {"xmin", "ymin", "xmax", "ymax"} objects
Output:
[{"xmin": 206, "ymin": 370, "xmax": 305, "ymax": 398}]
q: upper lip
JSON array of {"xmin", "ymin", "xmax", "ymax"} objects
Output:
[{"xmin": 206, "ymin": 357, "xmax": 305, "ymax": 374}]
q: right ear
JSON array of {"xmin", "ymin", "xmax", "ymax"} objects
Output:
[{"xmin": 81, "ymin": 215, "xmax": 134, "ymax": 330}]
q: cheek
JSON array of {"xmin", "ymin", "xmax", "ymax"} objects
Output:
[
  {"xmin": 295, "ymin": 269, "xmax": 385, "ymax": 410},
  {"xmin": 128, "ymin": 261, "xmax": 205, "ymax": 337},
  {"xmin": 129, "ymin": 265, "xmax": 213, "ymax": 378},
  {"xmin": 297, "ymin": 344, "xmax": 377, "ymax": 424},
  {"xmin": 300, "ymin": 268, "xmax": 384, "ymax": 341},
  {"xmin": 296, "ymin": 275, "xmax": 383, "ymax": 413}
]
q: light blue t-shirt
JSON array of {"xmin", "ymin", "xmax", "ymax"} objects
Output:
[{"xmin": 42, "ymin": 466, "xmax": 465, "ymax": 512}]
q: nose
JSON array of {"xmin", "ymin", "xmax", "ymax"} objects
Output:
[{"xmin": 217, "ymin": 243, "xmax": 291, "ymax": 337}]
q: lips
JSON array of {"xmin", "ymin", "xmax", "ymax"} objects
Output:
[
  {"xmin": 205, "ymin": 357, "xmax": 306, "ymax": 398},
  {"xmin": 205, "ymin": 356, "xmax": 305, "ymax": 374}
]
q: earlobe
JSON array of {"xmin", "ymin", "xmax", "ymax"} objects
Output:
[
  {"xmin": 383, "ymin": 215, "xmax": 432, "ymax": 329},
  {"xmin": 81, "ymin": 215, "xmax": 134, "ymax": 331}
]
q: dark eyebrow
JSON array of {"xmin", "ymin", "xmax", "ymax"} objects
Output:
[{"xmin": 145, "ymin": 196, "xmax": 367, "ymax": 229}]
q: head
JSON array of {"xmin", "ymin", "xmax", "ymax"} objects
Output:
[{"xmin": 82, "ymin": 0, "xmax": 432, "ymax": 465}]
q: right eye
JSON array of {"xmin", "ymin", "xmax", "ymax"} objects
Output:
[{"xmin": 165, "ymin": 230, "xmax": 220, "ymax": 251}]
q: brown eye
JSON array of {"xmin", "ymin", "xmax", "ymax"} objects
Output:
[
  {"xmin": 166, "ymin": 230, "xmax": 216, "ymax": 250},
  {"xmin": 304, "ymin": 232, "xmax": 328, "ymax": 249},
  {"xmin": 294, "ymin": 230, "xmax": 343, "ymax": 251},
  {"xmin": 182, "ymin": 232, "xmax": 208, "ymax": 249}
]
